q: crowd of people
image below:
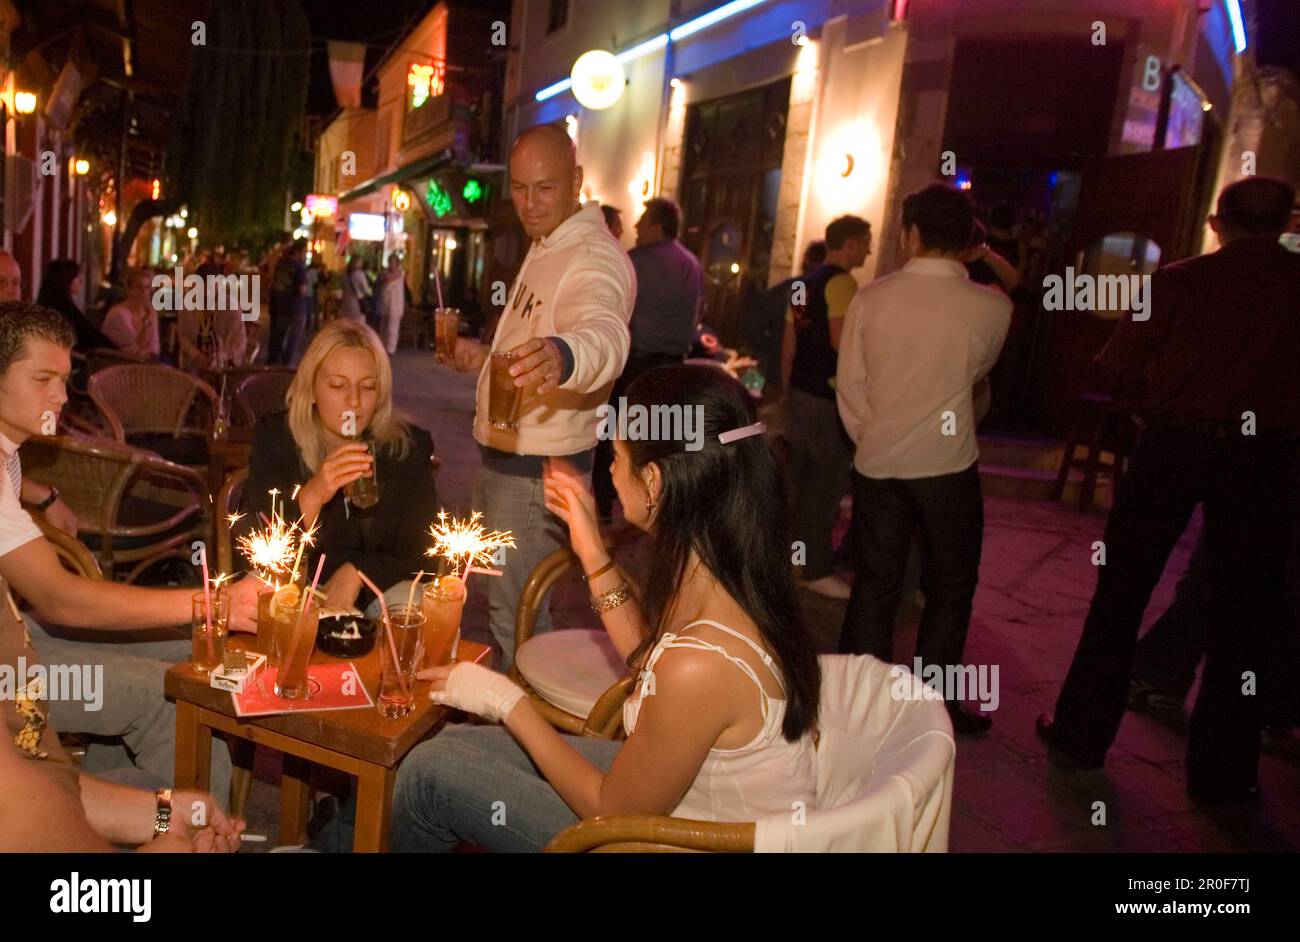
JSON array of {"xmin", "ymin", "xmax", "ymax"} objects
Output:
[{"xmin": 0, "ymin": 114, "xmax": 1296, "ymax": 851}]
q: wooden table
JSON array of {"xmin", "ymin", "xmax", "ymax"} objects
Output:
[
  {"xmin": 165, "ymin": 635, "xmax": 491, "ymax": 852},
  {"xmin": 207, "ymin": 427, "xmax": 253, "ymax": 496}
]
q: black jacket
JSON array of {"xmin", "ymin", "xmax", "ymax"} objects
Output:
[{"xmin": 236, "ymin": 411, "xmax": 438, "ymax": 606}]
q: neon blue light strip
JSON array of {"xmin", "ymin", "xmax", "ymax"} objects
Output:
[
  {"xmin": 616, "ymin": 33, "xmax": 669, "ymax": 64},
  {"xmin": 1224, "ymin": 0, "xmax": 1246, "ymax": 54},
  {"xmin": 534, "ymin": 0, "xmax": 768, "ymax": 102},
  {"xmin": 669, "ymin": 0, "xmax": 767, "ymax": 42},
  {"xmin": 536, "ymin": 78, "xmax": 573, "ymax": 101}
]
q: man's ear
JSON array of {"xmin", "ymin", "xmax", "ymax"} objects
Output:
[{"xmin": 1207, "ymin": 214, "xmax": 1222, "ymax": 235}]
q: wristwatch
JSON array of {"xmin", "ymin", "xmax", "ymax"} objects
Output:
[
  {"xmin": 154, "ymin": 787, "xmax": 173, "ymax": 836},
  {"xmin": 34, "ymin": 486, "xmax": 60, "ymax": 512}
]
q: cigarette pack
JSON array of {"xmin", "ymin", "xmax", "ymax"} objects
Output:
[{"xmin": 209, "ymin": 651, "xmax": 267, "ymax": 694}]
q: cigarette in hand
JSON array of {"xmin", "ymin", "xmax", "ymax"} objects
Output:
[{"xmin": 239, "ymin": 833, "xmax": 268, "ymax": 843}]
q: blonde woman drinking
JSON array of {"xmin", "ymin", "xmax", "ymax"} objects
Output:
[{"xmin": 233, "ymin": 319, "xmax": 437, "ymax": 616}]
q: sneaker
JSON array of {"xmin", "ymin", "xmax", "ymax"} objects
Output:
[{"xmin": 803, "ymin": 575, "xmax": 851, "ymax": 600}]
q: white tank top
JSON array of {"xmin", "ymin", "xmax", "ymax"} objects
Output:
[{"xmin": 623, "ymin": 619, "xmax": 818, "ymax": 822}]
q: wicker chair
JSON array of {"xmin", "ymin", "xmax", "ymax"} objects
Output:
[
  {"xmin": 214, "ymin": 466, "xmax": 250, "ymax": 577},
  {"xmin": 234, "ymin": 368, "xmax": 295, "ymax": 427},
  {"xmin": 547, "ymin": 654, "xmax": 957, "ymax": 853},
  {"xmin": 33, "ymin": 515, "xmax": 103, "ymax": 579},
  {"xmin": 507, "ymin": 524, "xmax": 644, "ymax": 740},
  {"xmin": 84, "ymin": 347, "xmax": 151, "ymax": 375},
  {"xmin": 19, "ymin": 435, "xmax": 210, "ymax": 583},
  {"xmin": 88, "ymin": 363, "xmax": 219, "ymax": 467}
]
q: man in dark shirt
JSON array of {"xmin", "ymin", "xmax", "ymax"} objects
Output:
[
  {"xmin": 748, "ymin": 240, "xmax": 826, "ymax": 389},
  {"xmin": 268, "ymin": 240, "xmax": 309, "ymax": 365},
  {"xmin": 1039, "ymin": 177, "xmax": 1300, "ymax": 804},
  {"xmin": 780, "ymin": 215, "xmax": 871, "ymax": 599},
  {"xmin": 593, "ymin": 197, "xmax": 701, "ymax": 521}
]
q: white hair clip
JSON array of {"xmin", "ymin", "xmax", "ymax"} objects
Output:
[{"xmin": 718, "ymin": 421, "xmax": 766, "ymax": 445}]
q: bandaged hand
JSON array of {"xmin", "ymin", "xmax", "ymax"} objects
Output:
[{"xmin": 419, "ymin": 662, "xmax": 526, "ymax": 723}]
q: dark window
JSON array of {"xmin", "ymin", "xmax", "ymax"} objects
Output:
[{"xmin": 546, "ymin": 0, "xmax": 568, "ymax": 34}]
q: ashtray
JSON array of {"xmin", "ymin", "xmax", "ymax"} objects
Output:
[{"xmin": 316, "ymin": 609, "xmax": 377, "ymax": 658}]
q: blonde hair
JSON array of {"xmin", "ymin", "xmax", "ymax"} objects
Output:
[{"xmin": 286, "ymin": 319, "xmax": 410, "ymax": 472}]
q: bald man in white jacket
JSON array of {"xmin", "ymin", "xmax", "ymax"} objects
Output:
[{"xmin": 443, "ymin": 124, "xmax": 634, "ymax": 668}]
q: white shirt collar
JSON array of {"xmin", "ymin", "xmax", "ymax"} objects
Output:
[
  {"xmin": 901, "ymin": 257, "xmax": 969, "ymax": 278},
  {"xmin": 0, "ymin": 431, "xmax": 19, "ymax": 458}
]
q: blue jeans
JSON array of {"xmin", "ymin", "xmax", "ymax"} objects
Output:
[
  {"xmin": 390, "ymin": 724, "xmax": 620, "ymax": 852},
  {"xmin": 472, "ymin": 465, "xmax": 574, "ymax": 672},
  {"xmin": 24, "ymin": 615, "xmax": 232, "ymax": 806}
]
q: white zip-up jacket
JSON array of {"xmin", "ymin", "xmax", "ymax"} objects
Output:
[{"xmin": 474, "ymin": 201, "xmax": 635, "ymax": 456}]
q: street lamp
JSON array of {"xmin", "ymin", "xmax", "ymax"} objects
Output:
[
  {"xmin": 14, "ymin": 91, "xmax": 36, "ymax": 115},
  {"xmin": 186, "ymin": 227, "xmax": 198, "ymax": 240},
  {"xmin": 73, "ymin": 158, "xmax": 90, "ymax": 176}
]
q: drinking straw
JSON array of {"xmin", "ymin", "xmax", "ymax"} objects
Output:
[
  {"xmin": 357, "ymin": 569, "xmax": 409, "ymax": 698},
  {"xmin": 199, "ymin": 544, "xmax": 214, "ymax": 663},
  {"xmin": 404, "ymin": 571, "xmax": 426, "ymax": 614},
  {"xmin": 301, "ymin": 554, "xmax": 327, "ymax": 614},
  {"xmin": 464, "ymin": 566, "xmax": 503, "ymax": 580}
]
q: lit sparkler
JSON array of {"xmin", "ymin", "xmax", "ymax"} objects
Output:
[{"xmin": 426, "ymin": 510, "xmax": 516, "ymax": 580}]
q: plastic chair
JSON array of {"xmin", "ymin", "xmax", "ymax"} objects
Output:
[
  {"xmin": 19, "ymin": 435, "xmax": 210, "ymax": 583},
  {"xmin": 546, "ymin": 654, "xmax": 956, "ymax": 852}
]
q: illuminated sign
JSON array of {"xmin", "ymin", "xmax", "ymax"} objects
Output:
[
  {"xmin": 570, "ymin": 51, "xmax": 625, "ymax": 110},
  {"xmin": 348, "ymin": 212, "xmax": 386, "ymax": 241},
  {"xmin": 305, "ymin": 194, "xmax": 339, "ymax": 217},
  {"xmin": 408, "ymin": 62, "xmax": 445, "ymax": 109},
  {"xmin": 462, "ymin": 178, "xmax": 484, "ymax": 204},
  {"xmin": 426, "ymin": 180, "xmax": 453, "ymax": 218}
]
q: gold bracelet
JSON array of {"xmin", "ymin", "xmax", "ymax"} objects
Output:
[
  {"xmin": 582, "ymin": 557, "xmax": 616, "ymax": 581},
  {"xmin": 590, "ymin": 581, "xmax": 632, "ymax": 614}
]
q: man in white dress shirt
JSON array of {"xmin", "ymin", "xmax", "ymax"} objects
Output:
[{"xmin": 835, "ymin": 183, "xmax": 1011, "ymax": 735}]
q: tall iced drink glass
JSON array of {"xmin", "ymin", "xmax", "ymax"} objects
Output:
[
  {"xmin": 191, "ymin": 591, "xmax": 229, "ymax": 673},
  {"xmin": 435, "ymin": 308, "xmax": 460, "ymax": 357},
  {"xmin": 488, "ymin": 351, "xmax": 524, "ymax": 430},
  {"xmin": 420, "ymin": 574, "xmax": 466, "ymax": 669},
  {"xmin": 273, "ymin": 592, "xmax": 319, "ymax": 699},
  {"xmin": 379, "ymin": 605, "xmax": 425, "ymax": 718}
]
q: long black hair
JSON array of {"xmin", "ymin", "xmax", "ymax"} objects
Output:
[
  {"xmin": 36, "ymin": 259, "xmax": 81, "ymax": 309},
  {"xmin": 622, "ymin": 364, "xmax": 819, "ymax": 741}
]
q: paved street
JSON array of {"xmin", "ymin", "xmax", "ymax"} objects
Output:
[{"xmin": 239, "ymin": 349, "xmax": 1300, "ymax": 852}]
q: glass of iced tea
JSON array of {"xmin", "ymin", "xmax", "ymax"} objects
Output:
[
  {"xmin": 191, "ymin": 590, "xmax": 230, "ymax": 673},
  {"xmin": 255, "ymin": 587, "xmax": 277, "ymax": 661},
  {"xmin": 420, "ymin": 574, "xmax": 466, "ymax": 669},
  {"xmin": 344, "ymin": 437, "xmax": 378, "ymax": 509},
  {"xmin": 378, "ymin": 604, "xmax": 425, "ymax": 719},
  {"xmin": 488, "ymin": 351, "xmax": 524, "ymax": 430},
  {"xmin": 272, "ymin": 587, "xmax": 319, "ymax": 699},
  {"xmin": 435, "ymin": 308, "xmax": 460, "ymax": 358}
]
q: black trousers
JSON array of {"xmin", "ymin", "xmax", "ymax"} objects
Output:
[
  {"xmin": 593, "ymin": 352, "xmax": 682, "ymax": 518},
  {"xmin": 838, "ymin": 464, "xmax": 984, "ymax": 689},
  {"xmin": 1050, "ymin": 426, "xmax": 1292, "ymax": 790}
]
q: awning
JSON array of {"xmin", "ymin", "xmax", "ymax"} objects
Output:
[{"xmin": 337, "ymin": 148, "xmax": 457, "ymax": 203}]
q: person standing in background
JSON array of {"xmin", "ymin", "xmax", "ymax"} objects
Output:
[
  {"xmin": 379, "ymin": 255, "xmax": 406, "ymax": 355},
  {"xmin": 340, "ymin": 256, "xmax": 371, "ymax": 322},
  {"xmin": 750, "ymin": 240, "xmax": 826, "ymax": 398},
  {"xmin": 268, "ymin": 240, "xmax": 310, "ymax": 365},
  {"xmin": 600, "ymin": 204, "xmax": 624, "ymax": 243},
  {"xmin": 780, "ymin": 215, "xmax": 871, "ymax": 600},
  {"xmin": 836, "ymin": 184, "xmax": 1010, "ymax": 735},
  {"xmin": 593, "ymin": 197, "xmax": 700, "ymax": 523}
]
